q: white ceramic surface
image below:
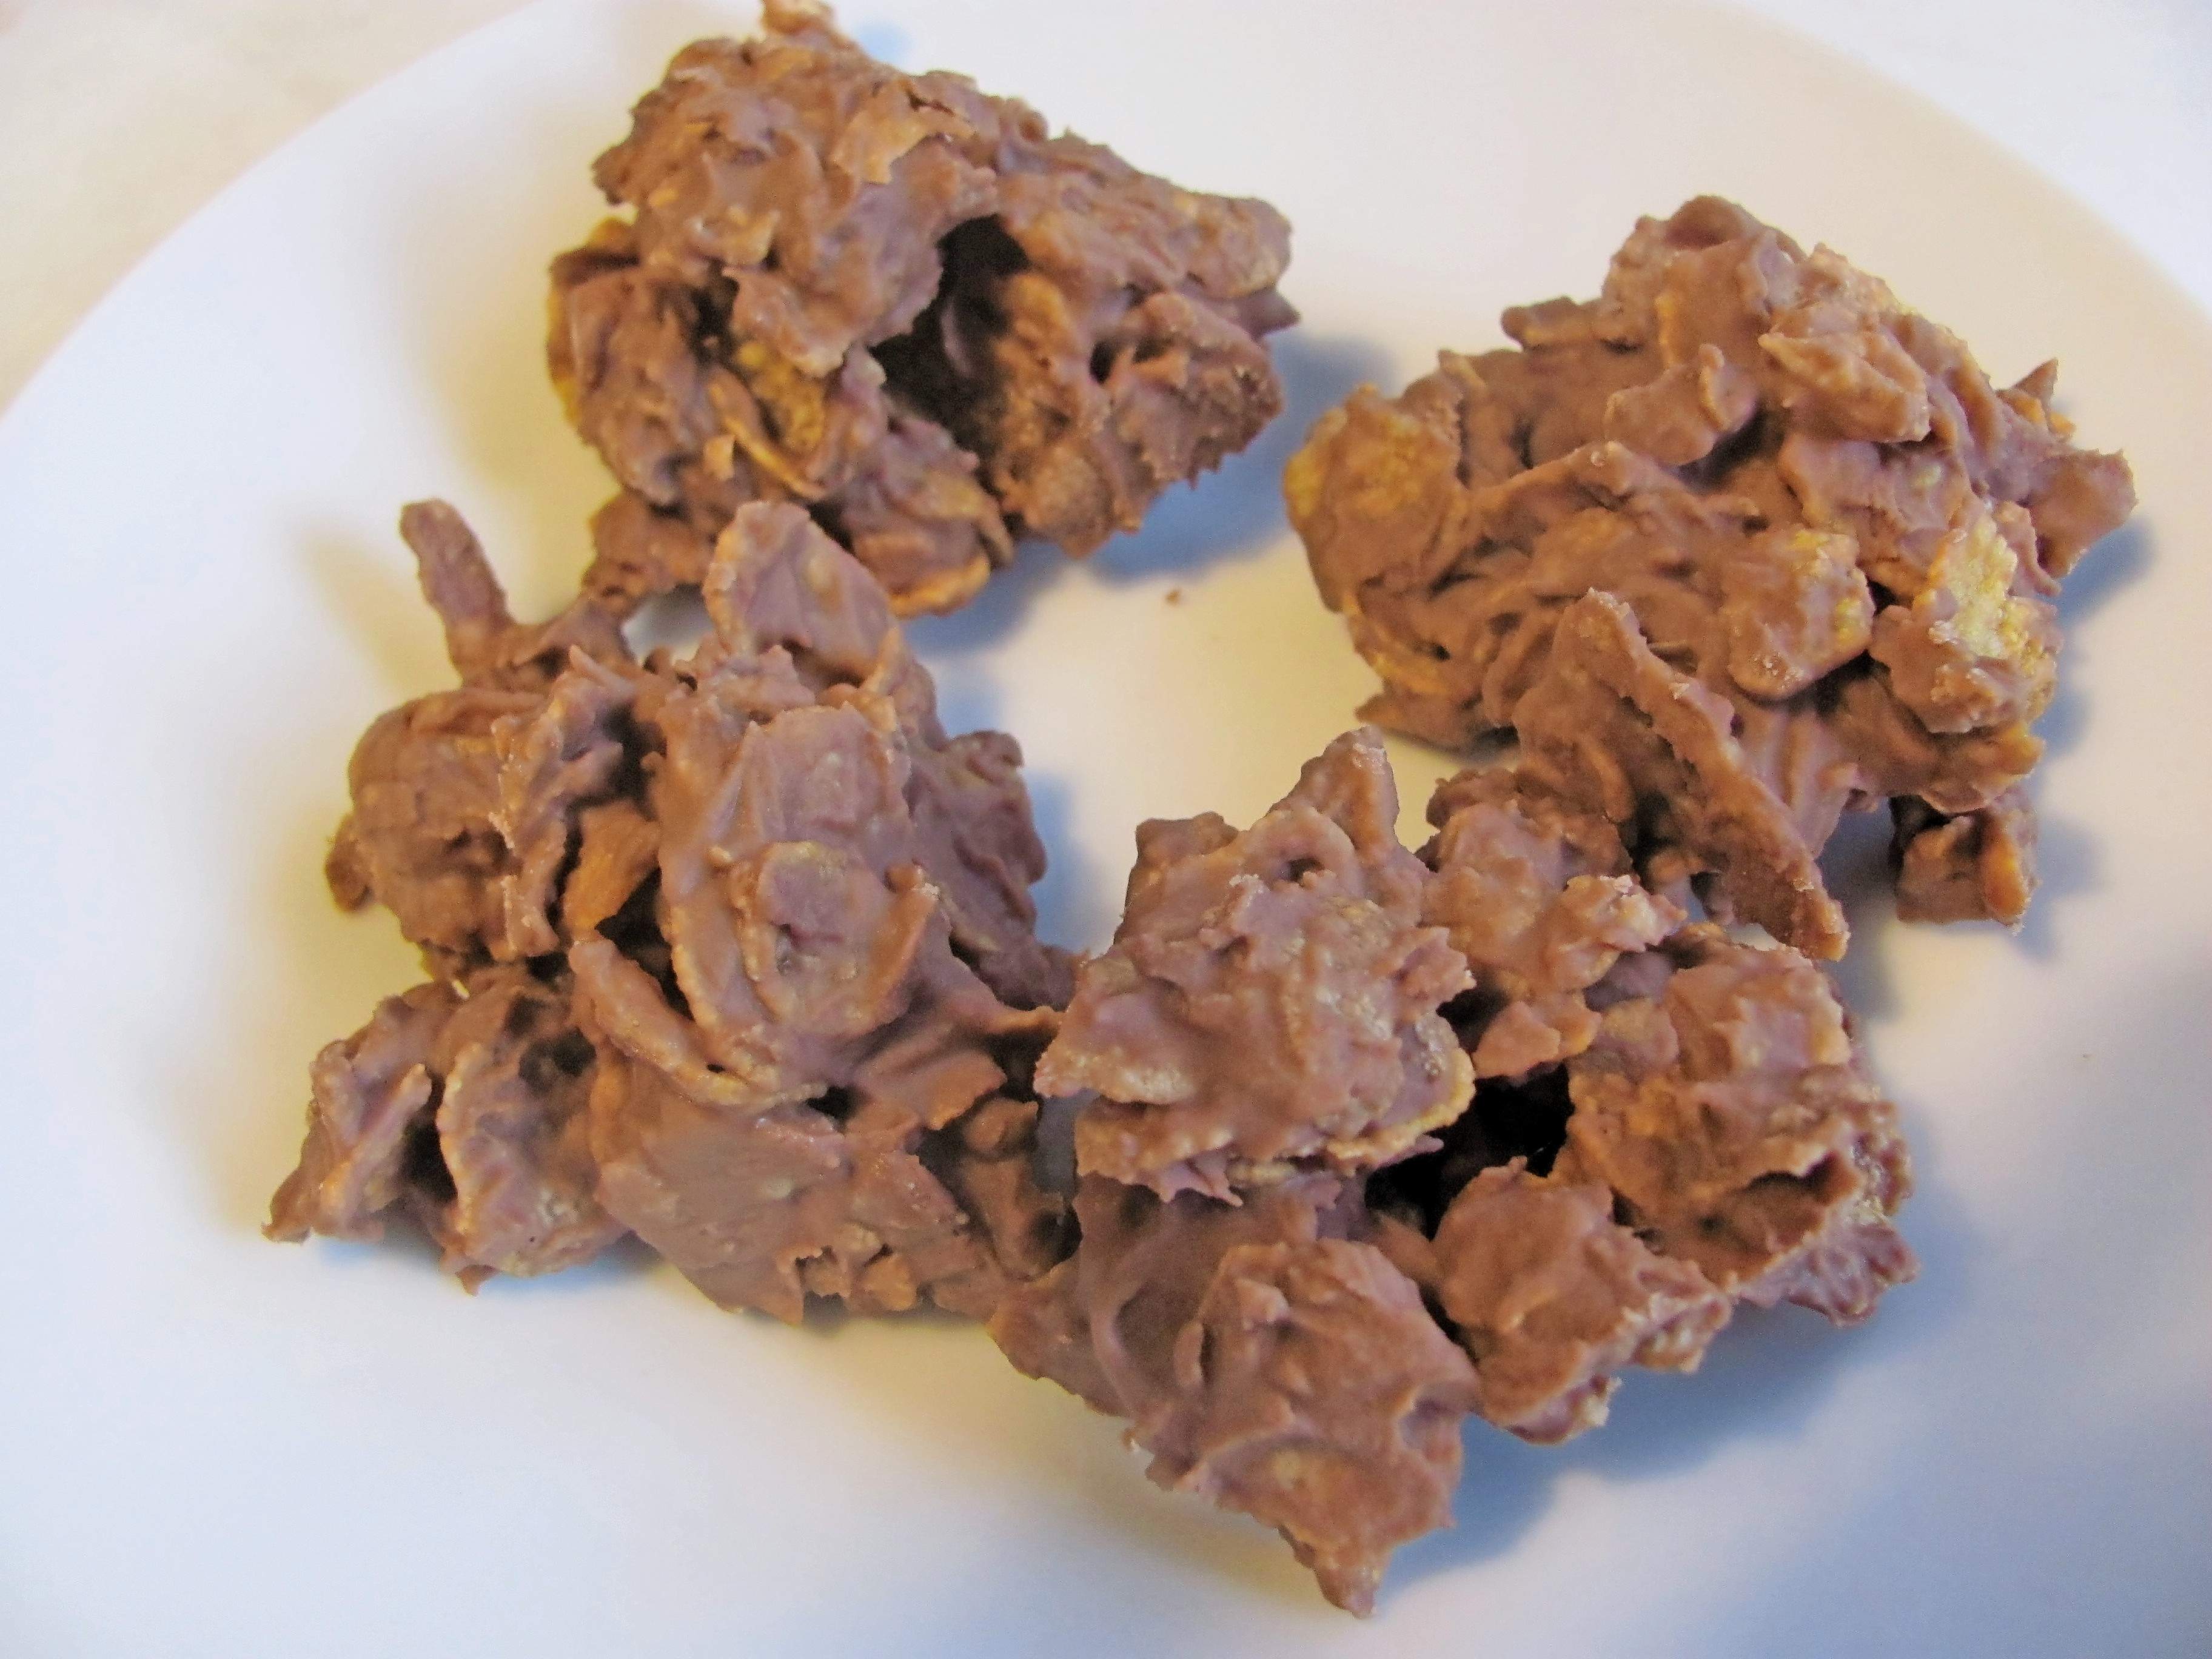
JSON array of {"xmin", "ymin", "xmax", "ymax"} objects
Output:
[{"xmin": 2, "ymin": 2, "xmax": 2206, "ymax": 1654}]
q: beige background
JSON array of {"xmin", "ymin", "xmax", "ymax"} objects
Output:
[{"xmin": 3, "ymin": 0, "xmax": 2208, "ymax": 412}]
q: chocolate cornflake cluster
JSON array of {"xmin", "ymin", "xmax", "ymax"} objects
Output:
[
  {"xmin": 273, "ymin": 42, "xmax": 2120, "ymax": 1610},
  {"xmin": 1036, "ymin": 730, "xmax": 1475, "ymax": 1201},
  {"xmin": 551, "ymin": 0, "xmax": 1295, "ymax": 618},
  {"xmin": 1287, "ymin": 196, "xmax": 2134, "ymax": 955},
  {"xmin": 272, "ymin": 500, "xmax": 1071, "ymax": 1320},
  {"xmin": 992, "ymin": 735, "xmax": 1914, "ymax": 1611}
]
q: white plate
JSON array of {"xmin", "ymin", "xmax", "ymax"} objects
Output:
[{"xmin": 3, "ymin": 2, "xmax": 2207, "ymax": 1653}]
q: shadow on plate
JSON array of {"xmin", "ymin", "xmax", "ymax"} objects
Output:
[
  {"xmin": 906, "ymin": 330, "xmax": 1392, "ymax": 655},
  {"xmin": 1019, "ymin": 769, "xmax": 1098, "ymax": 955},
  {"xmin": 2009, "ymin": 809, "xmax": 2096, "ymax": 962},
  {"xmin": 1818, "ymin": 805, "xmax": 1903, "ymax": 1025},
  {"xmin": 2037, "ymin": 517, "xmax": 2151, "ymax": 765}
]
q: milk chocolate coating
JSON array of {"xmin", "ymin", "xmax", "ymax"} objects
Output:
[
  {"xmin": 551, "ymin": 1, "xmax": 1295, "ymax": 617},
  {"xmin": 1037, "ymin": 728, "xmax": 1473, "ymax": 1201},
  {"xmin": 273, "ymin": 501, "xmax": 1070, "ymax": 1315},
  {"xmin": 1288, "ymin": 196, "xmax": 2133, "ymax": 953},
  {"xmin": 1001, "ymin": 749, "xmax": 1915, "ymax": 1612}
]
